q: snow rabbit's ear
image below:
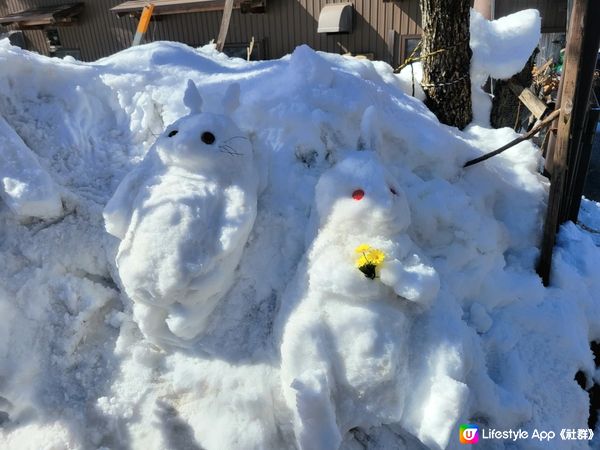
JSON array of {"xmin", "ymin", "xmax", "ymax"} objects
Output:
[
  {"xmin": 357, "ymin": 105, "xmax": 381, "ymax": 151},
  {"xmin": 222, "ymin": 83, "xmax": 240, "ymax": 115},
  {"xmin": 183, "ymin": 79, "xmax": 203, "ymax": 114}
]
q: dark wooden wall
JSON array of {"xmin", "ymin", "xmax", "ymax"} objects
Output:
[
  {"xmin": 0, "ymin": 0, "xmax": 566, "ymax": 64},
  {"xmin": 0, "ymin": 0, "xmax": 421, "ymax": 64},
  {"xmin": 496, "ymin": 0, "xmax": 567, "ymax": 32}
]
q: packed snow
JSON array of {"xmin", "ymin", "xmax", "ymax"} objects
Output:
[
  {"xmin": 104, "ymin": 80, "xmax": 259, "ymax": 346},
  {"xmin": 1, "ymin": 8, "xmax": 599, "ymax": 450}
]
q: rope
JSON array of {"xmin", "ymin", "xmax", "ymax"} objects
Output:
[
  {"xmin": 421, "ymin": 75, "xmax": 469, "ymax": 89},
  {"xmin": 393, "ymin": 39, "xmax": 469, "ymax": 74}
]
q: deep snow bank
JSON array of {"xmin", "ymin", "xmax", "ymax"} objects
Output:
[{"xmin": 0, "ymin": 11, "xmax": 599, "ymax": 450}]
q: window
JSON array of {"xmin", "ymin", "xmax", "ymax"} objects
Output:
[{"xmin": 400, "ymin": 34, "xmax": 421, "ymax": 63}]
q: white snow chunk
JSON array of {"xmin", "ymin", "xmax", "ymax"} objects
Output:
[
  {"xmin": 470, "ymin": 8, "xmax": 541, "ymax": 81},
  {"xmin": 470, "ymin": 9, "xmax": 541, "ymax": 124},
  {"xmin": 0, "ymin": 115, "xmax": 62, "ymax": 219}
]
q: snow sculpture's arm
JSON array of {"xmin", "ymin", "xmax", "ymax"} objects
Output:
[
  {"xmin": 103, "ymin": 163, "xmax": 150, "ymax": 240},
  {"xmin": 218, "ymin": 184, "xmax": 257, "ymax": 255},
  {"xmin": 379, "ymin": 254, "xmax": 440, "ymax": 306}
]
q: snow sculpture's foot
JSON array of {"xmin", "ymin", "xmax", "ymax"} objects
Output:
[{"xmin": 290, "ymin": 370, "xmax": 342, "ymax": 450}]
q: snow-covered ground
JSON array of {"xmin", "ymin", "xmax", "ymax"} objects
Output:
[{"xmin": 1, "ymin": 9, "xmax": 600, "ymax": 450}]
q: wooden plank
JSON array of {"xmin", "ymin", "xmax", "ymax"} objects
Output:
[
  {"xmin": 0, "ymin": 3, "xmax": 84, "ymax": 26},
  {"xmin": 386, "ymin": 29, "xmax": 395, "ymax": 64},
  {"xmin": 508, "ymin": 81, "xmax": 550, "ymax": 119},
  {"xmin": 111, "ymin": 0, "xmax": 241, "ymax": 17},
  {"xmin": 537, "ymin": 0, "xmax": 595, "ymax": 286},
  {"xmin": 215, "ymin": 0, "xmax": 234, "ymax": 51}
]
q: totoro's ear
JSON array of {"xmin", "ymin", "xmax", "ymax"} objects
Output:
[
  {"xmin": 183, "ymin": 79, "xmax": 203, "ymax": 114},
  {"xmin": 222, "ymin": 83, "xmax": 240, "ymax": 115}
]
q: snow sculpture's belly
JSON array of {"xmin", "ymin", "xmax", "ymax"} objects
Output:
[
  {"xmin": 322, "ymin": 298, "xmax": 409, "ymax": 423},
  {"xmin": 117, "ymin": 175, "xmax": 222, "ymax": 305}
]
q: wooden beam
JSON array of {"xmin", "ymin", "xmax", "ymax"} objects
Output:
[
  {"xmin": 537, "ymin": 0, "xmax": 599, "ymax": 285},
  {"xmin": 508, "ymin": 81, "xmax": 550, "ymax": 119},
  {"xmin": 0, "ymin": 3, "xmax": 83, "ymax": 26},
  {"xmin": 216, "ymin": 0, "xmax": 234, "ymax": 52},
  {"xmin": 111, "ymin": 0, "xmax": 241, "ymax": 17}
]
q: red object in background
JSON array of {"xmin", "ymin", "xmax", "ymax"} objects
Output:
[{"xmin": 352, "ymin": 189, "xmax": 365, "ymax": 200}]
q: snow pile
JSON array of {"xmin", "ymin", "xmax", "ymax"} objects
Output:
[{"xmin": 0, "ymin": 10, "xmax": 599, "ymax": 450}]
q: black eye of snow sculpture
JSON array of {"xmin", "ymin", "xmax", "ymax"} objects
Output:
[
  {"xmin": 168, "ymin": 130, "xmax": 178, "ymax": 137},
  {"xmin": 201, "ymin": 131, "xmax": 216, "ymax": 145}
]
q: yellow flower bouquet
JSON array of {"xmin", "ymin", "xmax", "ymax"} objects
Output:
[{"xmin": 354, "ymin": 244, "xmax": 386, "ymax": 279}]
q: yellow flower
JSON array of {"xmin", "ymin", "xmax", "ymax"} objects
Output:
[
  {"xmin": 367, "ymin": 248, "xmax": 385, "ymax": 265},
  {"xmin": 355, "ymin": 244, "xmax": 371, "ymax": 253},
  {"xmin": 354, "ymin": 244, "xmax": 386, "ymax": 279},
  {"xmin": 355, "ymin": 254, "xmax": 370, "ymax": 268}
]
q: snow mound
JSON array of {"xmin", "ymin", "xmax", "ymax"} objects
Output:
[{"xmin": 0, "ymin": 15, "xmax": 598, "ymax": 450}]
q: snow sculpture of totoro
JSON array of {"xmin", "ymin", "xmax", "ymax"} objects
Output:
[
  {"xmin": 103, "ymin": 80, "xmax": 258, "ymax": 347},
  {"xmin": 279, "ymin": 150, "xmax": 440, "ymax": 450}
]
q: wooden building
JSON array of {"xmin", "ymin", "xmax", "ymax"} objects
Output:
[{"xmin": 0, "ymin": 0, "xmax": 567, "ymax": 66}]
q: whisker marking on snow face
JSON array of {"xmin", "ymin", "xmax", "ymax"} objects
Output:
[
  {"xmin": 223, "ymin": 144, "xmax": 243, "ymax": 155},
  {"xmin": 219, "ymin": 144, "xmax": 243, "ymax": 156},
  {"xmin": 223, "ymin": 135, "xmax": 249, "ymax": 144}
]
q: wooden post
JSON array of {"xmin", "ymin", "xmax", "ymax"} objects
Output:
[
  {"xmin": 386, "ymin": 29, "xmax": 396, "ymax": 65},
  {"xmin": 216, "ymin": 0, "xmax": 234, "ymax": 52},
  {"xmin": 132, "ymin": 4, "xmax": 154, "ymax": 46},
  {"xmin": 537, "ymin": 0, "xmax": 599, "ymax": 285},
  {"xmin": 543, "ymin": 77, "xmax": 563, "ymax": 176},
  {"xmin": 473, "ymin": 0, "xmax": 493, "ymax": 20},
  {"xmin": 563, "ymin": 0, "xmax": 600, "ymax": 222}
]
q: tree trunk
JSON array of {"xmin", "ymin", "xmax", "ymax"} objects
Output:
[
  {"xmin": 420, "ymin": 0, "xmax": 472, "ymax": 129},
  {"xmin": 490, "ymin": 50, "xmax": 538, "ymax": 130}
]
